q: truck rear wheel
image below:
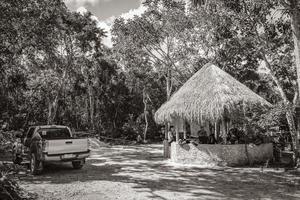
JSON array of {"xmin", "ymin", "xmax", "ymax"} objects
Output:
[
  {"xmin": 30, "ymin": 153, "xmax": 43, "ymax": 175},
  {"xmin": 72, "ymin": 161, "xmax": 83, "ymax": 169}
]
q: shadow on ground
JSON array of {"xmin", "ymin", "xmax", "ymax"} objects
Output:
[{"xmin": 19, "ymin": 144, "xmax": 300, "ymax": 200}]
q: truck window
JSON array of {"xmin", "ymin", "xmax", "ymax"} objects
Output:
[{"xmin": 38, "ymin": 128, "xmax": 71, "ymax": 140}]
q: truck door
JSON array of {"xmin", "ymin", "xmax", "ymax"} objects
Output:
[{"xmin": 24, "ymin": 127, "xmax": 35, "ymax": 147}]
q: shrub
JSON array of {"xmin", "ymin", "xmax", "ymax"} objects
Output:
[{"xmin": 0, "ymin": 164, "xmax": 36, "ymax": 200}]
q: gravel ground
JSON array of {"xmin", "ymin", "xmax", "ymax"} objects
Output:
[{"xmin": 19, "ymin": 144, "xmax": 300, "ymax": 200}]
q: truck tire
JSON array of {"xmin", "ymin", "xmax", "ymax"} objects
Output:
[
  {"xmin": 30, "ymin": 153, "xmax": 43, "ymax": 175},
  {"xmin": 12, "ymin": 151, "xmax": 22, "ymax": 165},
  {"xmin": 72, "ymin": 161, "xmax": 83, "ymax": 169}
]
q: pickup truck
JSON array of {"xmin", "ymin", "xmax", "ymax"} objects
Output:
[{"xmin": 12, "ymin": 125, "xmax": 90, "ymax": 175}]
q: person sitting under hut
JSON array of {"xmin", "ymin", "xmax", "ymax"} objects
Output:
[
  {"xmin": 208, "ymin": 133, "xmax": 217, "ymax": 144},
  {"xmin": 197, "ymin": 126, "xmax": 208, "ymax": 144},
  {"xmin": 160, "ymin": 126, "xmax": 165, "ymax": 141},
  {"xmin": 136, "ymin": 134, "xmax": 142, "ymax": 144}
]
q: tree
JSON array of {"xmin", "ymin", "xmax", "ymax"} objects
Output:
[
  {"xmin": 112, "ymin": 33, "xmax": 165, "ymax": 141},
  {"xmin": 112, "ymin": 0, "xmax": 200, "ymax": 144},
  {"xmin": 23, "ymin": 2, "xmax": 105, "ymax": 126},
  {"xmin": 280, "ymin": 0, "xmax": 300, "ymax": 99},
  {"xmin": 190, "ymin": 0, "xmax": 300, "ymax": 160},
  {"xmin": 280, "ymin": 0, "xmax": 300, "ymax": 158},
  {"xmin": 112, "ymin": 0, "xmax": 194, "ymax": 101}
]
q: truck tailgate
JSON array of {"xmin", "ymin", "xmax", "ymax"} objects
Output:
[{"xmin": 46, "ymin": 139, "xmax": 88, "ymax": 155}]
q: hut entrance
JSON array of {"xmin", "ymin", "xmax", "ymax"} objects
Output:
[{"xmin": 171, "ymin": 116, "xmax": 231, "ymax": 145}]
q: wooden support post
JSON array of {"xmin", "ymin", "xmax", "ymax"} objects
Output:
[
  {"xmin": 163, "ymin": 122, "xmax": 169, "ymax": 158},
  {"xmin": 163, "ymin": 139, "xmax": 169, "ymax": 158},
  {"xmin": 183, "ymin": 121, "xmax": 187, "ymax": 139},
  {"xmin": 214, "ymin": 122, "xmax": 217, "ymax": 140},
  {"xmin": 176, "ymin": 128, "xmax": 179, "ymax": 142},
  {"xmin": 222, "ymin": 117, "xmax": 227, "ymax": 144},
  {"xmin": 206, "ymin": 121, "xmax": 210, "ymax": 136}
]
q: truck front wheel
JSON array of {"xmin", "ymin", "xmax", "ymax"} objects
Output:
[
  {"xmin": 72, "ymin": 161, "xmax": 84, "ymax": 169},
  {"xmin": 30, "ymin": 153, "xmax": 43, "ymax": 175}
]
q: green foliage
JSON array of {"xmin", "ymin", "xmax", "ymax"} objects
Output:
[
  {"xmin": 112, "ymin": 0, "xmax": 194, "ymax": 89},
  {"xmin": 0, "ymin": 130, "xmax": 19, "ymax": 154},
  {"xmin": 258, "ymin": 102, "xmax": 291, "ymax": 130},
  {"xmin": 0, "ymin": 0, "xmax": 144, "ymax": 139},
  {"xmin": 111, "ymin": 0, "xmax": 299, "ymax": 138},
  {"xmin": 1, "ymin": 0, "xmax": 299, "ymax": 142}
]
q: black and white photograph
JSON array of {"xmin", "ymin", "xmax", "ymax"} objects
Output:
[{"xmin": 0, "ymin": 0, "xmax": 300, "ymax": 199}]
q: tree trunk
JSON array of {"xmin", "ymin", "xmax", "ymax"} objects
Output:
[
  {"xmin": 166, "ymin": 68, "xmax": 172, "ymax": 101},
  {"xmin": 88, "ymin": 85, "xmax": 95, "ymax": 130},
  {"xmin": 290, "ymin": 1, "xmax": 300, "ymax": 157},
  {"xmin": 286, "ymin": 109, "xmax": 297, "ymax": 149},
  {"xmin": 47, "ymin": 101, "xmax": 52, "ymax": 125},
  {"xmin": 47, "ymin": 94, "xmax": 59, "ymax": 125},
  {"xmin": 70, "ymin": 93, "xmax": 76, "ymax": 128},
  {"xmin": 290, "ymin": 2, "xmax": 300, "ymax": 96},
  {"xmin": 143, "ymin": 88, "xmax": 148, "ymax": 142},
  {"xmin": 164, "ymin": 68, "xmax": 172, "ymax": 158},
  {"xmin": 165, "ymin": 68, "xmax": 172, "ymax": 139},
  {"xmin": 47, "ymin": 69, "xmax": 67, "ymax": 125},
  {"xmin": 51, "ymin": 94, "xmax": 59, "ymax": 124},
  {"xmin": 86, "ymin": 96, "xmax": 90, "ymax": 126}
]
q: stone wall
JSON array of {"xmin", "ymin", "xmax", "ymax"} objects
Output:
[{"xmin": 170, "ymin": 143, "xmax": 273, "ymax": 166}]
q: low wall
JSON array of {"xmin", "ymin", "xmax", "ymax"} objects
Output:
[{"xmin": 170, "ymin": 143, "xmax": 273, "ymax": 166}]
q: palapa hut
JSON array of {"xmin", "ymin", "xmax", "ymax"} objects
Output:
[{"xmin": 155, "ymin": 63, "xmax": 273, "ymax": 166}]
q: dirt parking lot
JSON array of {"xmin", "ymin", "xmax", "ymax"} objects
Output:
[{"xmin": 19, "ymin": 144, "xmax": 300, "ymax": 200}]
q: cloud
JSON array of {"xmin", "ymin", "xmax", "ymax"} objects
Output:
[
  {"xmin": 66, "ymin": 0, "xmax": 102, "ymax": 6},
  {"xmin": 98, "ymin": 5, "xmax": 146, "ymax": 47},
  {"xmin": 97, "ymin": 17, "xmax": 115, "ymax": 47},
  {"xmin": 90, "ymin": 15, "xmax": 99, "ymax": 21},
  {"xmin": 75, "ymin": 6, "xmax": 114, "ymax": 47},
  {"xmin": 76, "ymin": 6, "xmax": 88, "ymax": 14},
  {"xmin": 120, "ymin": 5, "xmax": 146, "ymax": 20},
  {"xmin": 74, "ymin": 2, "xmax": 146, "ymax": 48},
  {"xmin": 76, "ymin": 6, "xmax": 100, "ymax": 23}
]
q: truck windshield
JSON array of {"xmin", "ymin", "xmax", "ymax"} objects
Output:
[{"xmin": 38, "ymin": 128, "xmax": 71, "ymax": 140}]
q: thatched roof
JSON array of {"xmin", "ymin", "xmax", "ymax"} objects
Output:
[{"xmin": 155, "ymin": 63, "xmax": 272, "ymax": 124}]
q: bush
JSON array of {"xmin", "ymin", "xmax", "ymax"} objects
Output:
[
  {"xmin": 0, "ymin": 130, "xmax": 21, "ymax": 154},
  {"xmin": 0, "ymin": 164, "xmax": 36, "ymax": 200}
]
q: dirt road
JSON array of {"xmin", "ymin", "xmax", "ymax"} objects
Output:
[{"xmin": 19, "ymin": 144, "xmax": 300, "ymax": 200}]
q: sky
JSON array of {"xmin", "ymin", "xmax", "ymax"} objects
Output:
[
  {"xmin": 64, "ymin": 0, "xmax": 147, "ymax": 47},
  {"xmin": 65, "ymin": 0, "xmax": 142, "ymax": 20}
]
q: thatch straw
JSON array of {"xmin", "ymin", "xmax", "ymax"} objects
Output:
[{"xmin": 155, "ymin": 63, "xmax": 272, "ymax": 124}]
